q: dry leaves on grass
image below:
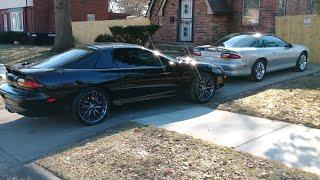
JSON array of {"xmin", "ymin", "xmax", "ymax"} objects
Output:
[
  {"xmin": 216, "ymin": 73, "xmax": 320, "ymax": 129},
  {"xmin": 37, "ymin": 124, "xmax": 318, "ymax": 179},
  {"xmin": 0, "ymin": 45, "xmax": 53, "ymax": 65}
]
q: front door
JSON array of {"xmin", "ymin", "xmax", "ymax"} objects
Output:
[{"xmin": 179, "ymin": 0, "xmax": 193, "ymax": 42}]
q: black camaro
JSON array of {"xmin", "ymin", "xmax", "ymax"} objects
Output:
[{"xmin": 0, "ymin": 43, "xmax": 226, "ymax": 125}]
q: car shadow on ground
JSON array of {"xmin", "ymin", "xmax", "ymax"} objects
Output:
[{"xmin": 0, "ymin": 97, "xmax": 213, "ymax": 176}]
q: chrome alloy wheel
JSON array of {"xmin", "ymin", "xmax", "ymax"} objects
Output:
[
  {"xmin": 196, "ymin": 75, "xmax": 215, "ymax": 102},
  {"xmin": 78, "ymin": 91, "xmax": 108, "ymax": 124},
  {"xmin": 255, "ymin": 62, "xmax": 266, "ymax": 80},
  {"xmin": 299, "ymin": 54, "xmax": 307, "ymax": 70}
]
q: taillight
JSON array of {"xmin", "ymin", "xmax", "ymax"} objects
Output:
[
  {"xmin": 221, "ymin": 53, "xmax": 241, "ymax": 59},
  {"xmin": 192, "ymin": 50, "xmax": 201, "ymax": 56},
  {"xmin": 17, "ymin": 78, "xmax": 43, "ymax": 89}
]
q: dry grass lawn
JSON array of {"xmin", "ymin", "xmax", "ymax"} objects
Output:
[
  {"xmin": 37, "ymin": 123, "xmax": 318, "ymax": 179},
  {"xmin": 215, "ymin": 72, "xmax": 320, "ymax": 129},
  {"xmin": 0, "ymin": 45, "xmax": 53, "ymax": 65}
]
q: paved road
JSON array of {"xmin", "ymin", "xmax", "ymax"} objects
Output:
[
  {"xmin": 134, "ymin": 107, "xmax": 320, "ymax": 175},
  {"xmin": 0, "ymin": 66, "xmax": 319, "ymax": 176}
]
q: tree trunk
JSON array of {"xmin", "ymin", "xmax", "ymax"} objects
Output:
[{"xmin": 52, "ymin": 0, "xmax": 74, "ymax": 53}]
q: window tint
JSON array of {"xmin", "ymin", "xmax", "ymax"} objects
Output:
[
  {"xmin": 113, "ymin": 48, "xmax": 162, "ymax": 68},
  {"xmin": 33, "ymin": 48, "xmax": 93, "ymax": 69},
  {"xmin": 95, "ymin": 49, "xmax": 114, "ymax": 69},
  {"xmin": 64, "ymin": 51, "xmax": 100, "ymax": 69},
  {"xmin": 262, "ymin": 36, "xmax": 287, "ymax": 47},
  {"xmin": 215, "ymin": 35, "xmax": 260, "ymax": 48}
]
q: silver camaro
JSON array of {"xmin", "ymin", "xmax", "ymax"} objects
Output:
[{"xmin": 192, "ymin": 33, "xmax": 309, "ymax": 81}]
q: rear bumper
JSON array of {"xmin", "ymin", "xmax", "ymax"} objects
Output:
[{"xmin": 0, "ymin": 83, "xmax": 58, "ymax": 117}]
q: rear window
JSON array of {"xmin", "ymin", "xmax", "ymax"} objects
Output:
[
  {"xmin": 32, "ymin": 48, "xmax": 94, "ymax": 69},
  {"xmin": 214, "ymin": 34, "xmax": 259, "ymax": 48}
]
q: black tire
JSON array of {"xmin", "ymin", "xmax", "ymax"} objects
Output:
[
  {"xmin": 250, "ymin": 60, "xmax": 266, "ymax": 82},
  {"xmin": 189, "ymin": 73, "xmax": 216, "ymax": 104},
  {"xmin": 72, "ymin": 88, "xmax": 110, "ymax": 126},
  {"xmin": 295, "ymin": 52, "xmax": 308, "ymax": 72}
]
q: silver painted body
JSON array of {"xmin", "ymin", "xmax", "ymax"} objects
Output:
[{"xmin": 193, "ymin": 44, "xmax": 310, "ymax": 77}]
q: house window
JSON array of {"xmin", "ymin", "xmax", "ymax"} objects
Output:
[
  {"xmin": 279, "ymin": 0, "xmax": 286, "ymax": 16},
  {"xmin": 3, "ymin": 15, "xmax": 8, "ymax": 32},
  {"xmin": 242, "ymin": 0, "xmax": 260, "ymax": 26},
  {"xmin": 10, "ymin": 11, "xmax": 24, "ymax": 32},
  {"xmin": 183, "ymin": 27, "xmax": 188, "ymax": 37},
  {"xmin": 307, "ymin": 0, "xmax": 313, "ymax": 14},
  {"xmin": 184, "ymin": 4, "xmax": 189, "ymax": 14},
  {"xmin": 87, "ymin": 14, "xmax": 96, "ymax": 21}
]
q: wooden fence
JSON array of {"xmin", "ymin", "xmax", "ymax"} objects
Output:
[
  {"xmin": 72, "ymin": 18, "xmax": 150, "ymax": 44},
  {"xmin": 275, "ymin": 15, "xmax": 320, "ymax": 64}
]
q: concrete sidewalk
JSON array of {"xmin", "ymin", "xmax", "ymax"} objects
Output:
[
  {"xmin": 0, "ymin": 64, "xmax": 5, "ymax": 80},
  {"xmin": 134, "ymin": 107, "xmax": 320, "ymax": 175}
]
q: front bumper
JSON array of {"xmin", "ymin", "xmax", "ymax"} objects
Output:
[{"xmin": 0, "ymin": 83, "xmax": 57, "ymax": 117}]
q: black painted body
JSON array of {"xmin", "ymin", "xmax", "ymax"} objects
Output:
[{"xmin": 0, "ymin": 43, "xmax": 226, "ymax": 117}]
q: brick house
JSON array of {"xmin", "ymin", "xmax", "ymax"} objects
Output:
[
  {"xmin": 0, "ymin": 0, "xmax": 110, "ymax": 34},
  {"xmin": 147, "ymin": 0, "xmax": 314, "ymax": 45}
]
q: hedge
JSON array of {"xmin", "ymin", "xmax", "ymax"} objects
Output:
[
  {"xmin": 94, "ymin": 34, "xmax": 117, "ymax": 43},
  {"xmin": 0, "ymin": 31, "xmax": 29, "ymax": 44},
  {"xmin": 109, "ymin": 25, "xmax": 160, "ymax": 45}
]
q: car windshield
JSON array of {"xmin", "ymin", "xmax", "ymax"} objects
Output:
[
  {"xmin": 32, "ymin": 48, "xmax": 93, "ymax": 69},
  {"xmin": 214, "ymin": 34, "xmax": 259, "ymax": 48}
]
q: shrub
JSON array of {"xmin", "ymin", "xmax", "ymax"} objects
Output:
[
  {"xmin": 0, "ymin": 31, "xmax": 29, "ymax": 44},
  {"xmin": 94, "ymin": 34, "xmax": 116, "ymax": 43},
  {"xmin": 110, "ymin": 25, "xmax": 160, "ymax": 45}
]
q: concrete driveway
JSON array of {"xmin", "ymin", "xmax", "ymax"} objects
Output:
[{"xmin": 0, "ymin": 66, "xmax": 319, "ymax": 176}]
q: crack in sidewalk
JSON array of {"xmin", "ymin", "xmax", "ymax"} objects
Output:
[{"xmin": 233, "ymin": 124, "xmax": 292, "ymax": 150}]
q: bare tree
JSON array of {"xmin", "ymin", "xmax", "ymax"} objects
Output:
[
  {"xmin": 52, "ymin": 0, "xmax": 74, "ymax": 53},
  {"xmin": 109, "ymin": 0, "xmax": 149, "ymax": 16}
]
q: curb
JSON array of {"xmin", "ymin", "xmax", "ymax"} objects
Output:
[{"xmin": 7, "ymin": 163, "xmax": 61, "ymax": 180}]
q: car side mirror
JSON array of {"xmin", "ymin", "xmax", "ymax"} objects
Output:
[
  {"xmin": 286, "ymin": 44, "xmax": 293, "ymax": 48},
  {"xmin": 168, "ymin": 61, "xmax": 176, "ymax": 66}
]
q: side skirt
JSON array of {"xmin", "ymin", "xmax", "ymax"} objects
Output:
[{"xmin": 112, "ymin": 90, "xmax": 177, "ymax": 105}]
